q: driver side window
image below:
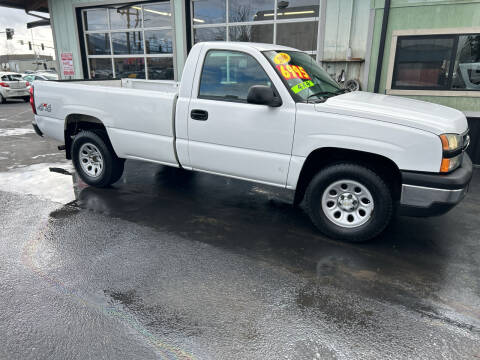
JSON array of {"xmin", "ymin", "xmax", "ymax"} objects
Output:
[{"xmin": 199, "ymin": 50, "xmax": 272, "ymax": 102}]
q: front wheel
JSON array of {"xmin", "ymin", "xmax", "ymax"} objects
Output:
[
  {"xmin": 305, "ymin": 163, "xmax": 393, "ymax": 242},
  {"xmin": 71, "ymin": 130, "xmax": 124, "ymax": 187}
]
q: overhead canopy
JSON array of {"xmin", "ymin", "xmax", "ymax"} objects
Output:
[{"xmin": 0, "ymin": 0, "xmax": 48, "ymax": 13}]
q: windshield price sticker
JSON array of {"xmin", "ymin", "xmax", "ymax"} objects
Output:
[
  {"xmin": 276, "ymin": 65, "xmax": 311, "ymax": 80},
  {"xmin": 291, "ymin": 80, "xmax": 314, "ymax": 94},
  {"xmin": 273, "ymin": 52, "xmax": 291, "ymax": 64}
]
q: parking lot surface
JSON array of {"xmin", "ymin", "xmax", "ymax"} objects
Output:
[{"xmin": 1, "ymin": 101, "xmax": 479, "ymax": 359}]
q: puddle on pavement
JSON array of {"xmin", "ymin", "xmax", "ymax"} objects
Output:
[
  {"xmin": 0, "ymin": 162, "xmax": 76, "ymax": 203},
  {"xmin": 0, "ymin": 128, "xmax": 35, "ymax": 137}
]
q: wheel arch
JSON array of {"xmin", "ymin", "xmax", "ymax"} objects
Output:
[
  {"xmin": 293, "ymin": 147, "xmax": 402, "ymax": 205},
  {"xmin": 64, "ymin": 114, "xmax": 110, "ymax": 159}
]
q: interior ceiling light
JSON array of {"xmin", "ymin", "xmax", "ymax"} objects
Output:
[{"xmin": 132, "ymin": 6, "xmax": 171, "ymax": 16}]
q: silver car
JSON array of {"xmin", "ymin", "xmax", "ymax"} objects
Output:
[{"xmin": 0, "ymin": 72, "xmax": 30, "ymax": 103}]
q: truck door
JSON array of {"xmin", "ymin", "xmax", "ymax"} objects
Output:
[{"xmin": 187, "ymin": 49, "xmax": 296, "ymax": 187}]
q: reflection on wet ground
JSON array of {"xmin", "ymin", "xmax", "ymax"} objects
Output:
[{"xmin": 1, "ymin": 102, "xmax": 480, "ymax": 358}]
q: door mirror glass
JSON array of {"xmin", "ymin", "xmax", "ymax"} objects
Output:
[{"xmin": 247, "ymin": 85, "xmax": 282, "ymax": 107}]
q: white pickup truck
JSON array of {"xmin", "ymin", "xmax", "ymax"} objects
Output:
[{"xmin": 31, "ymin": 42, "xmax": 473, "ymax": 242}]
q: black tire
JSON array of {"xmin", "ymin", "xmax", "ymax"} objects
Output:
[
  {"xmin": 71, "ymin": 130, "xmax": 124, "ymax": 187},
  {"xmin": 305, "ymin": 163, "xmax": 393, "ymax": 242},
  {"xmin": 23, "ymin": 96, "xmax": 30, "ymax": 102},
  {"xmin": 0, "ymin": 94, "xmax": 6, "ymax": 104}
]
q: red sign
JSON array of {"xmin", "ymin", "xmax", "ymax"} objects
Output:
[
  {"xmin": 61, "ymin": 52, "xmax": 74, "ymax": 76},
  {"xmin": 276, "ymin": 65, "xmax": 310, "ymax": 80}
]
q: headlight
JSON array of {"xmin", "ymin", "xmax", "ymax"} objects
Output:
[
  {"xmin": 440, "ymin": 134, "xmax": 463, "ymax": 151},
  {"xmin": 440, "ymin": 153, "xmax": 463, "ymax": 173},
  {"xmin": 439, "ymin": 133, "xmax": 465, "ymax": 173}
]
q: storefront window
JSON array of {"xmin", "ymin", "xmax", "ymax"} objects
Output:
[
  {"xmin": 143, "ymin": 3, "xmax": 172, "ymax": 28},
  {"xmin": 89, "ymin": 58, "xmax": 113, "ymax": 79},
  {"xmin": 86, "ymin": 33, "xmax": 110, "ymax": 55},
  {"xmin": 276, "ymin": 0, "xmax": 320, "ymax": 19},
  {"xmin": 114, "ymin": 58, "xmax": 145, "ymax": 79},
  {"xmin": 109, "ymin": 6, "xmax": 142, "ymax": 29},
  {"xmin": 393, "ymin": 36, "xmax": 454, "ymax": 89},
  {"xmin": 228, "ymin": 0, "xmax": 274, "ymax": 23},
  {"xmin": 229, "ymin": 24, "xmax": 273, "ymax": 43},
  {"xmin": 83, "ymin": 9, "xmax": 108, "ymax": 31},
  {"xmin": 453, "ymin": 35, "xmax": 480, "ymax": 90},
  {"xmin": 111, "ymin": 32, "xmax": 144, "ymax": 54},
  {"xmin": 194, "ymin": 27, "xmax": 227, "ymax": 43},
  {"xmin": 192, "ymin": 0, "xmax": 226, "ymax": 24},
  {"xmin": 276, "ymin": 21, "xmax": 318, "ymax": 50},
  {"xmin": 145, "ymin": 30, "xmax": 173, "ymax": 54},
  {"xmin": 82, "ymin": 2, "xmax": 175, "ymax": 80},
  {"xmin": 191, "ymin": 0, "xmax": 319, "ymax": 60},
  {"xmin": 147, "ymin": 58, "xmax": 174, "ymax": 79},
  {"xmin": 392, "ymin": 33, "xmax": 480, "ymax": 91}
]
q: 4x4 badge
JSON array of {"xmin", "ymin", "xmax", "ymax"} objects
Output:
[{"xmin": 37, "ymin": 103, "xmax": 51, "ymax": 112}]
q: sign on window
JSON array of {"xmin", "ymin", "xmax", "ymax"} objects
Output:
[{"xmin": 61, "ymin": 52, "xmax": 75, "ymax": 76}]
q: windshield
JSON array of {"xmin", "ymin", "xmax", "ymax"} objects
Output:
[{"xmin": 263, "ymin": 50, "xmax": 343, "ymax": 102}]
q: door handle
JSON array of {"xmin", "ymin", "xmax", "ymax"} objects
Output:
[{"xmin": 191, "ymin": 109, "xmax": 208, "ymax": 121}]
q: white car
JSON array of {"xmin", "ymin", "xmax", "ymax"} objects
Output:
[
  {"xmin": 30, "ymin": 42, "xmax": 472, "ymax": 242},
  {"xmin": 0, "ymin": 72, "xmax": 30, "ymax": 103},
  {"xmin": 23, "ymin": 73, "xmax": 59, "ymax": 83}
]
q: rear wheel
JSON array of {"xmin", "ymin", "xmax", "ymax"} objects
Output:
[
  {"xmin": 305, "ymin": 163, "xmax": 393, "ymax": 242},
  {"xmin": 0, "ymin": 94, "xmax": 6, "ymax": 104},
  {"xmin": 71, "ymin": 130, "xmax": 124, "ymax": 187}
]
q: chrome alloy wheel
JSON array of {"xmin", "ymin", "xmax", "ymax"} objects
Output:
[
  {"xmin": 321, "ymin": 179, "xmax": 374, "ymax": 228},
  {"xmin": 79, "ymin": 142, "xmax": 104, "ymax": 178}
]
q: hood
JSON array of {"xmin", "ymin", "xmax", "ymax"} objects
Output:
[{"xmin": 315, "ymin": 91, "xmax": 468, "ymax": 135}]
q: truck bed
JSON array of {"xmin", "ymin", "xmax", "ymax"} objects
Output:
[{"xmin": 33, "ymin": 78, "xmax": 180, "ymax": 167}]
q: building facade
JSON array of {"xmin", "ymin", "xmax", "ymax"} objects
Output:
[
  {"xmin": 0, "ymin": 54, "xmax": 56, "ymax": 72},
  {"xmin": 23, "ymin": 0, "xmax": 480, "ymax": 161}
]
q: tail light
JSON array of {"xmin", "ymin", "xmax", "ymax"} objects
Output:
[
  {"xmin": 29, "ymin": 86, "xmax": 37, "ymax": 114},
  {"xmin": 0, "ymin": 82, "xmax": 9, "ymax": 88}
]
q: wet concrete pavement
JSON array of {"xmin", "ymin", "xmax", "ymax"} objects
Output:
[{"xmin": 1, "ymin": 101, "xmax": 480, "ymax": 359}]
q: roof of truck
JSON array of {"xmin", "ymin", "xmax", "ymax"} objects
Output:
[{"xmin": 196, "ymin": 42, "xmax": 300, "ymax": 52}]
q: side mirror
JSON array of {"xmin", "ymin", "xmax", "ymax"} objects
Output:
[{"xmin": 247, "ymin": 85, "xmax": 282, "ymax": 107}]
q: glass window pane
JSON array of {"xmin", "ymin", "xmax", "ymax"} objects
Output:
[
  {"xmin": 89, "ymin": 58, "xmax": 113, "ymax": 79},
  {"xmin": 111, "ymin": 31, "xmax": 144, "ymax": 54},
  {"xmin": 393, "ymin": 36, "xmax": 454, "ymax": 89},
  {"xmin": 147, "ymin": 57, "xmax": 174, "ymax": 80},
  {"xmin": 193, "ymin": 27, "xmax": 226, "ymax": 43},
  {"xmin": 452, "ymin": 35, "xmax": 480, "ymax": 90},
  {"xmin": 276, "ymin": 21, "xmax": 318, "ymax": 51},
  {"xmin": 109, "ymin": 6, "xmax": 142, "ymax": 29},
  {"xmin": 276, "ymin": 0, "xmax": 319, "ymax": 20},
  {"xmin": 114, "ymin": 58, "xmax": 145, "ymax": 79},
  {"xmin": 199, "ymin": 50, "xmax": 271, "ymax": 101},
  {"xmin": 143, "ymin": 3, "xmax": 172, "ymax": 28},
  {"xmin": 229, "ymin": 24, "xmax": 273, "ymax": 43},
  {"xmin": 83, "ymin": 9, "xmax": 108, "ymax": 31},
  {"xmin": 86, "ymin": 33, "xmax": 111, "ymax": 55},
  {"xmin": 145, "ymin": 30, "xmax": 173, "ymax": 54},
  {"xmin": 192, "ymin": 0, "xmax": 226, "ymax": 24},
  {"xmin": 228, "ymin": 0, "xmax": 274, "ymax": 23}
]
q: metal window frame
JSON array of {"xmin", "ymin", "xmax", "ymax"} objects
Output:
[
  {"xmin": 391, "ymin": 33, "xmax": 476, "ymax": 92},
  {"xmin": 190, "ymin": 0, "xmax": 321, "ymax": 58},
  {"xmin": 81, "ymin": 1, "xmax": 176, "ymax": 80}
]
